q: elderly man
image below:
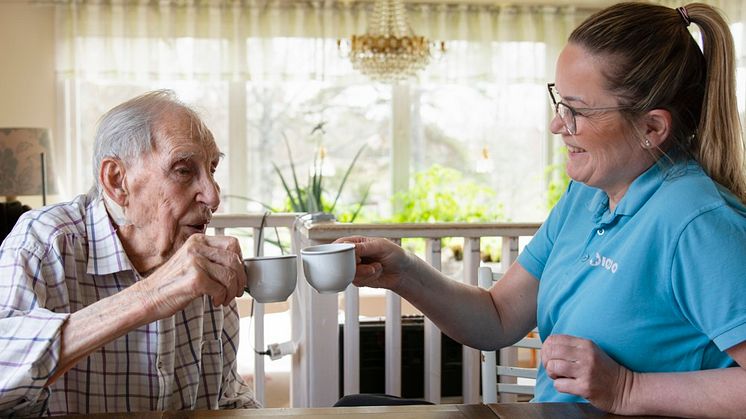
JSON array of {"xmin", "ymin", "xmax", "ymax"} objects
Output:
[{"xmin": 0, "ymin": 91, "xmax": 259, "ymax": 415}]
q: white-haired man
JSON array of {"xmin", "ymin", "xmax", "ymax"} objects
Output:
[{"xmin": 0, "ymin": 91, "xmax": 259, "ymax": 415}]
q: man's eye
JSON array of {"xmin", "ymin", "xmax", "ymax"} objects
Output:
[{"xmin": 175, "ymin": 167, "xmax": 192, "ymax": 176}]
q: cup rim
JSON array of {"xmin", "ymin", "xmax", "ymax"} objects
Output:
[
  {"xmin": 244, "ymin": 254, "xmax": 297, "ymax": 262},
  {"xmin": 301, "ymin": 243, "xmax": 355, "ymax": 255}
]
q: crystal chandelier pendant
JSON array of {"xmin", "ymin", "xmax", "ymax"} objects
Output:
[{"xmin": 340, "ymin": 0, "xmax": 445, "ymax": 83}]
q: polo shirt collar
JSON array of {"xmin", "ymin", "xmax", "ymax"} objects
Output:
[
  {"xmin": 85, "ymin": 191, "xmax": 136, "ymax": 276},
  {"xmin": 587, "ymin": 159, "xmax": 690, "ymax": 223}
]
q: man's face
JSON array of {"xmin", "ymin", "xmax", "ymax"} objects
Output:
[{"xmin": 123, "ymin": 110, "xmax": 221, "ymax": 262}]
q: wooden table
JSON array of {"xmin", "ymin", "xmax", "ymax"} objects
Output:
[
  {"xmin": 54, "ymin": 404, "xmax": 495, "ymax": 419},
  {"xmin": 53, "ymin": 403, "xmax": 676, "ymax": 419},
  {"xmin": 488, "ymin": 403, "xmax": 673, "ymax": 419}
]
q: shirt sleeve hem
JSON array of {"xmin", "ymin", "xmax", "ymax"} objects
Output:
[
  {"xmin": 517, "ymin": 249, "xmax": 544, "ymax": 281},
  {"xmin": 712, "ymin": 321, "xmax": 746, "ymax": 351}
]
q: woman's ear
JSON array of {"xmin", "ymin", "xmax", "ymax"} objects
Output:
[
  {"xmin": 641, "ymin": 109, "xmax": 672, "ymax": 149},
  {"xmin": 99, "ymin": 157, "xmax": 128, "ymax": 206}
]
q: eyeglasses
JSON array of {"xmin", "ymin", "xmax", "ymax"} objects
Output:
[{"xmin": 547, "ymin": 83, "xmax": 629, "ymax": 135}]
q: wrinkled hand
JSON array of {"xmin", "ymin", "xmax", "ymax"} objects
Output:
[
  {"xmin": 334, "ymin": 236, "xmax": 410, "ymax": 291},
  {"xmin": 137, "ymin": 234, "xmax": 246, "ymax": 319},
  {"xmin": 542, "ymin": 334, "xmax": 635, "ymax": 414}
]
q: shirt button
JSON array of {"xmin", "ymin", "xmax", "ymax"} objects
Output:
[
  {"xmin": 157, "ymin": 360, "xmax": 163, "ymax": 369},
  {"xmin": 581, "ymin": 254, "xmax": 589, "ymax": 262},
  {"xmin": 597, "ymin": 228, "xmax": 605, "ymax": 236}
]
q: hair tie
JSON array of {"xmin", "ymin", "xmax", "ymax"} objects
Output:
[{"xmin": 676, "ymin": 6, "xmax": 691, "ymax": 27}]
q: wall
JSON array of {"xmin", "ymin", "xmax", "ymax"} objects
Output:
[{"xmin": 0, "ymin": 1, "xmax": 56, "ymax": 206}]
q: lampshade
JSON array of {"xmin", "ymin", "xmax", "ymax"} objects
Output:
[{"xmin": 0, "ymin": 128, "xmax": 57, "ymax": 202}]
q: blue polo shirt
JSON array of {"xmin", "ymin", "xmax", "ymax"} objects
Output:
[{"xmin": 518, "ymin": 159, "xmax": 746, "ymax": 403}]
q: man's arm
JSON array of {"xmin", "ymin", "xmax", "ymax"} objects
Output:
[
  {"xmin": 0, "ymin": 240, "xmax": 69, "ymax": 415},
  {"xmin": 50, "ymin": 234, "xmax": 247, "ymax": 384}
]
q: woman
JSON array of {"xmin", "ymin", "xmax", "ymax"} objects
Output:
[{"xmin": 341, "ymin": 3, "xmax": 746, "ymax": 417}]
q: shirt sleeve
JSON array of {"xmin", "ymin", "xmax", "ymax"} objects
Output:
[
  {"xmin": 0, "ymin": 230, "xmax": 70, "ymax": 416},
  {"xmin": 518, "ymin": 181, "xmax": 574, "ymax": 280},
  {"xmin": 671, "ymin": 204, "xmax": 746, "ymax": 352},
  {"xmin": 218, "ymin": 300, "xmax": 261, "ymax": 409}
]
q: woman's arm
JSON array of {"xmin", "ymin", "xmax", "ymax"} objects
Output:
[
  {"xmin": 542, "ymin": 335, "xmax": 746, "ymax": 418},
  {"xmin": 345, "ymin": 236, "xmax": 538, "ymax": 350},
  {"xmin": 626, "ymin": 341, "xmax": 746, "ymax": 418}
]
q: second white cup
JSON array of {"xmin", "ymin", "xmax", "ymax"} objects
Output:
[{"xmin": 301, "ymin": 243, "xmax": 356, "ymax": 294}]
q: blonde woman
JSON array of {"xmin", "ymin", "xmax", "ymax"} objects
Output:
[{"xmin": 341, "ymin": 3, "xmax": 746, "ymax": 417}]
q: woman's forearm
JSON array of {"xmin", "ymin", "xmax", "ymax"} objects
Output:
[
  {"xmin": 624, "ymin": 367, "xmax": 746, "ymax": 418},
  {"xmin": 391, "ymin": 253, "xmax": 534, "ymax": 350}
]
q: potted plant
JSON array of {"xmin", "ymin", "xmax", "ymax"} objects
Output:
[{"xmin": 272, "ymin": 123, "xmax": 370, "ymax": 223}]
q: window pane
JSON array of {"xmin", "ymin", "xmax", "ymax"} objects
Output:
[{"xmin": 244, "ymin": 80, "xmax": 390, "ymax": 220}]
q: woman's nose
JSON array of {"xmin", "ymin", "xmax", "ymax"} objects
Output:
[{"xmin": 549, "ymin": 112, "xmax": 566, "ymax": 135}]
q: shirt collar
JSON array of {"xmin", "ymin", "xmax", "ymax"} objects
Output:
[
  {"xmin": 85, "ymin": 191, "xmax": 135, "ymax": 275},
  {"xmin": 587, "ymin": 159, "xmax": 692, "ymax": 223}
]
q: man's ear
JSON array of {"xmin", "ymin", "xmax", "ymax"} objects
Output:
[
  {"xmin": 641, "ymin": 109, "xmax": 672, "ymax": 149},
  {"xmin": 99, "ymin": 157, "xmax": 129, "ymax": 206}
]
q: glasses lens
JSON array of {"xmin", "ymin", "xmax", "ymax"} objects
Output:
[{"xmin": 557, "ymin": 103, "xmax": 576, "ymax": 135}]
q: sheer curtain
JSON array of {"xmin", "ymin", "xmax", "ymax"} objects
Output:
[
  {"xmin": 53, "ymin": 0, "xmax": 744, "ymax": 220},
  {"xmin": 54, "ymin": 1, "xmax": 585, "ymax": 82},
  {"xmin": 54, "ymin": 1, "xmax": 586, "ymax": 221}
]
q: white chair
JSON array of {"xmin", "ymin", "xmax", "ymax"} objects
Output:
[{"xmin": 479, "ymin": 266, "xmax": 541, "ymax": 403}]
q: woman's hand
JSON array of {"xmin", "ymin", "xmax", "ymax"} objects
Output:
[
  {"xmin": 334, "ymin": 236, "xmax": 411, "ymax": 292},
  {"xmin": 542, "ymin": 334, "xmax": 635, "ymax": 414}
]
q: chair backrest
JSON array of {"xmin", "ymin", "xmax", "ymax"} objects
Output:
[
  {"xmin": 0, "ymin": 201, "xmax": 31, "ymax": 245},
  {"xmin": 478, "ymin": 266, "xmax": 541, "ymax": 403}
]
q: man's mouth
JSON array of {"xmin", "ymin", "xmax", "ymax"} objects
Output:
[{"xmin": 185, "ymin": 223, "xmax": 208, "ymax": 233}]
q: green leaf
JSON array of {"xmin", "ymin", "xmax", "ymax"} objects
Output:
[
  {"xmin": 329, "ymin": 144, "xmax": 366, "ymax": 214},
  {"xmin": 272, "ymin": 162, "xmax": 301, "ymax": 211},
  {"xmin": 282, "ymin": 132, "xmax": 305, "ymax": 210}
]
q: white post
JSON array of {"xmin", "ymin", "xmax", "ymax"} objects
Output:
[
  {"xmin": 479, "ymin": 266, "xmax": 497, "ymax": 403},
  {"xmin": 385, "ymin": 238, "xmax": 402, "ymax": 396},
  {"xmin": 252, "ymin": 227, "xmax": 265, "ymax": 406},
  {"xmin": 297, "ymin": 235, "xmax": 339, "ymax": 407},
  {"xmin": 424, "ymin": 238, "xmax": 442, "ymax": 403},
  {"xmin": 499, "ymin": 235, "xmax": 521, "ymax": 403},
  {"xmin": 290, "ymin": 225, "xmax": 306, "ymax": 407},
  {"xmin": 343, "ymin": 285, "xmax": 360, "ymax": 395},
  {"xmin": 461, "ymin": 237, "xmax": 481, "ymax": 404},
  {"xmin": 253, "ymin": 303, "xmax": 265, "ymax": 405}
]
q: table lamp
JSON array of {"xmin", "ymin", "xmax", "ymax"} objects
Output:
[{"xmin": 0, "ymin": 127, "xmax": 57, "ymax": 206}]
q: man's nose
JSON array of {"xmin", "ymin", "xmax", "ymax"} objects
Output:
[{"xmin": 198, "ymin": 174, "xmax": 221, "ymax": 211}]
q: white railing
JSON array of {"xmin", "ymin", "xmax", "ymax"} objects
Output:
[{"xmin": 209, "ymin": 213, "xmax": 540, "ymax": 408}]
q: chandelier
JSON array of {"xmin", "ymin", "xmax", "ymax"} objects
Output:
[{"xmin": 339, "ymin": 0, "xmax": 445, "ymax": 83}]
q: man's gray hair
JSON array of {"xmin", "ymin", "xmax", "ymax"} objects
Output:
[{"xmin": 91, "ymin": 89, "xmax": 210, "ymax": 193}]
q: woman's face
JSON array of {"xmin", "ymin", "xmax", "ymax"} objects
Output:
[{"xmin": 551, "ymin": 43, "xmax": 655, "ymax": 205}]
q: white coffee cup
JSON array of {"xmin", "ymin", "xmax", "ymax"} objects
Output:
[
  {"xmin": 301, "ymin": 243, "xmax": 356, "ymax": 294},
  {"xmin": 244, "ymin": 254, "xmax": 297, "ymax": 303}
]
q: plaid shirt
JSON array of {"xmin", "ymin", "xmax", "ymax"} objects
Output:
[{"xmin": 0, "ymin": 192, "xmax": 259, "ymax": 416}]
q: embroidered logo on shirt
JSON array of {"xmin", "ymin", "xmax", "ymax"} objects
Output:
[{"xmin": 589, "ymin": 252, "xmax": 618, "ymax": 273}]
